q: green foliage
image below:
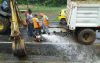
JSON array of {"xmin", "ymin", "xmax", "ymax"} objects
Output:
[
  {"xmin": 44, "ymin": 0, "xmax": 67, "ymax": 6},
  {"xmin": 0, "ymin": 0, "xmax": 2, "ymax": 3},
  {"xmin": 0, "ymin": 0, "xmax": 66, "ymax": 7},
  {"xmin": 17, "ymin": 0, "xmax": 28, "ymax": 4},
  {"xmin": 0, "ymin": 0, "xmax": 66, "ymax": 6},
  {"xmin": 16, "ymin": 0, "xmax": 67, "ymax": 7}
]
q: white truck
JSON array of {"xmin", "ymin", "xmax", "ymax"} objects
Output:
[{"xmin": 67, "ymin": 1, "xmax": 100, "ymax": 45}]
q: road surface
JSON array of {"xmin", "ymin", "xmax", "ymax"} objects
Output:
[{"xmin": 0, "ymin": 22, "xmax": 99, "ymax": 63}]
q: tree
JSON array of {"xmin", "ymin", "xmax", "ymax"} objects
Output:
[
  {"xmin": 0, "ymin": 0, "xmax": 2, "ymax": 3},
  {"xmin": 0, "ymin": 0, "xmax": 66, "ymax": 7}
]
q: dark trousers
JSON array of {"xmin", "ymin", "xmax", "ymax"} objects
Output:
[
  {"xmin": 33, "ymin": 28, "xmax": 41, "ymax": 37},
  {"xmin": 27, "ymin": 23, "xmax": 33, "ymax": 37}
]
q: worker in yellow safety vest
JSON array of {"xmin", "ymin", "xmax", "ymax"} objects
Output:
[
  {"xmin": 33, "ymin": 14, "xmax": 40, "ymax": 37},
  {"xmin": 39, "ymin": 13, "xmax": 50, "ymax": 34}
]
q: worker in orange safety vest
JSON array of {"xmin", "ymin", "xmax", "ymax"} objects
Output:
[
  {"xmin": 33, "ymin": 14, "xmax": 41, "ymax": 37},
  {"xmin": 39, "ymin": 13, "xmax": 50, "ymax": 34}
]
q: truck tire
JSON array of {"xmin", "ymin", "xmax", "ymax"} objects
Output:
[
  {"xmin": 0, "ymin": 15, "xmax": 11, "ymax": 33},
  {"xmin": 78, "ymin": 29, "xmax": 96, "ymax": 45}
]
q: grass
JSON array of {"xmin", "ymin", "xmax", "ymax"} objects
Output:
[{"xmin": 18, "ymin": 5, "xmax": 65, "ymax": 22}]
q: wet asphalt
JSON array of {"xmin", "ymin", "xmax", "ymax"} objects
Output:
[{"xmin": 0, "ymin": 22, "xmax": 99, "ymax": 63}]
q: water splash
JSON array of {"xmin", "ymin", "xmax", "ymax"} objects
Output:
[{"xmin": 43, "ymin": 34, "xmax": 99, "ymax": 63}]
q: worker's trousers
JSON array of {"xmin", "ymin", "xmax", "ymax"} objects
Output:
[
  {"xmin": 27, "ymin": 23, "xmax": 33, "ymax": 37},
  {"xmin": 42, "ymin": 24, "xmax": 49, "ymax": 34},
  {"xmin": 33, "ymin": 28, "xmax": 41, "ymax": 37}
]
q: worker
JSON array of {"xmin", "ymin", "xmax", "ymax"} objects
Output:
[
  {"xmin": 32, "ymin": 14, "xmax": 41, "ymax": 38},
  {"xmin": 39, "ymin": 13, "xmax": 50, "ymax": 34},
  {"xmin": 25, "ymin": 10, "xmax": 29, "ymax": 24},
  {"xmin": 1, "ymin": 0, "xmax": 8, "ymax": 11},
  {"xmin": 0, "ymin": 0, "xmax": 11, "ymax": 17},
  {"xmin": 26, "ymin": 9, "xmax": 33, "ymax": 37}
]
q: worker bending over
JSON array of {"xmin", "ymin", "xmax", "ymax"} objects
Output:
[
  {"xmin": 39, "ymin": 13, "xmax": 50, "ymax": 34},
  {"xmin": 33, "ymin": 14, "xmax": 41, "ymax": 37}
]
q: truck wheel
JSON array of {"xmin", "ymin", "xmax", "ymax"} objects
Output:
[
  {"xmin": 78, "ymin": 29, "xmax": 96, "ymax": 45},
  {"xmin": 12, "ymin": 37, "xmax": 26, "ymax": 57}
]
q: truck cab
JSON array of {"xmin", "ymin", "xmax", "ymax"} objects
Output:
[{"xmin": 58, "ymin": 9, "xmax": 67, "ymax": 25}]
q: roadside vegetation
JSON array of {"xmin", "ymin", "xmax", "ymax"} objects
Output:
[
  {"xmin": 16, "ymin": 0, "xmax": 66, "ymax": 21},
  {"xmin": 0, "ymin": 0, "xmax": 66, "ymax": 21},
  {"xmin": 18, "ymin": 5, "xmax": 65, "ymax": 21},
  {"xmin": 17, "ymin": 0, "xmax": 66, "ymax": 7}
]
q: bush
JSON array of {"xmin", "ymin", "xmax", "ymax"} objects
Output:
[
  {"xmin": 16, "ymin": 0, "xmax": 67, "ymax": 7},
  {"xmin": 0, "ymin": 0, "xmax": 66, "ymax": 7}
]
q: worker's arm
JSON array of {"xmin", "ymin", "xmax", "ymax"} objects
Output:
[
  {"xmin": 46, "ymin": 16, "xmax": 49, "ymax": 27},
  {"xmin": 37, "ymin": 22, "xmax": 40, "ymax": 27},
  {"xmin": 0, "ymin": 10, "xmax": 11, "ymax": 17},
  {"xmin": 36, "ymin": 18, "xmax": 40, "ymax": 28},
  {"xmin": 0, "ymin": 5, "xmax": 11, "ymax": 17},
  {"xmin": 46, "ymin": 16, "xmax": 49, "ymax": 21}
]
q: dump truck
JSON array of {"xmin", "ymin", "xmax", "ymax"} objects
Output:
[
  {"xmin": 66, "ymin": 0, "xmax": 100, "ymax": 45},
  {"xmin": 0, "ymin": 0, "xmax": 27, "ymax": 57}
]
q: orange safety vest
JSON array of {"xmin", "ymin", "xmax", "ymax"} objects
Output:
[
  {"xmin": 33, "ymin": 17, "xmax": 40, "ymax": 29},
  {"xmin": 43, "ymin": 16, "xmax": 49, "ymax": 27}
]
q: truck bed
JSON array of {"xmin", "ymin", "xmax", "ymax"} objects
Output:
[{"xmin": 67, "ymin": 2, "xmax": 100, "ymax": 30}]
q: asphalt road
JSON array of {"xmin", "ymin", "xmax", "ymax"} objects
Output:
[{"xmin": 0, "ymin": 23, "xmax": 99, "ymax": 63}]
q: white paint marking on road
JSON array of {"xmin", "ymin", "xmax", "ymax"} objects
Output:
[
  {"xmin": 0, "ymin": 42, "xmax": 77, "ymax": 45},
  {"xmin": 0, "ymin": 42, "xmax": 12, "ymax": 44}
]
